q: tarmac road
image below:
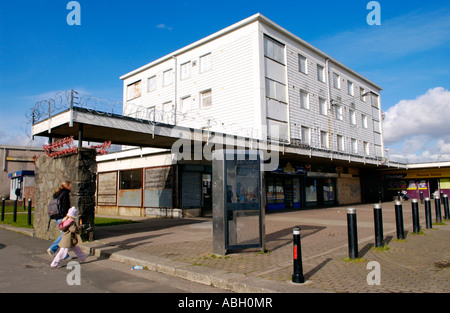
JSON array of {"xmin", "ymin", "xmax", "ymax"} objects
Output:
[{"xmin": 0, "ymin": 228, "xmax": 229, "ymax": 293}]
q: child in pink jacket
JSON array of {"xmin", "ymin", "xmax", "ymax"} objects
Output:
[{"xmin": 50, "ymin": 207, "xmax": 88, "ymax": 268}]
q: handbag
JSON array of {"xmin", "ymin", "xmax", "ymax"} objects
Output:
[{"xmin": 71, "ymin": 232, "xmax": 78, "ymax": 246}]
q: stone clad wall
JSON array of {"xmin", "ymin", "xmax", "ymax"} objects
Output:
[{"xmin": 34, "ymin": 149, "xmax": 97, "ymax": 241}]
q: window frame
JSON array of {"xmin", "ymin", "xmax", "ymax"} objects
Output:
[
  {"xmin": 319, "ymin": 97, "xmax": 327, "ymax": 115},
  {"xmin": 301, "ymin": 126, "xmax": 310, "ymax": 145},
  {"xmin": 348, "ymin": 80, "xmax": 354, "ymax": 96},
  {"xmin": 317, "ymin": 64, "xmax": 325, "ymax": 82},
  {"xmin": 298, "ymin": 54, "xmax": 307, "ymax": 74},
  {"xmin": 147, "ymin": 76, "xmax": 156, "ymax": 93},
  {"xmin": 333, "ymin": 72, "xmax": 340, "ymax": 89},
  {"xmin": 163, "ymin": 69, "xmax": 173, "ymax": 87},
  {"xmin": 335, "ymin": 104, "xmax": 343, "ymax": 120},
  {"xmin": 362, "ymin": 114, "xmax": 368, "ymax": 128},
  {"xmin": 337, "ymin": 135, "xmax": 344, "ymax": 152},
  {"xmin": 180, "ymin": 61, "xmax": 191, "ymax": 80},
  {"xmin": 360, "ymin": 87, "xmax": 367, "ymax": 102},
  {"xmin": 265, "ymin": 78, "xmax": 287, "ymax": 103},
  {"xmin": 299, "ymin": 90, "xmax": 309, "ymax": 109},
  {"xmin": 200, "ymin": 89, "xmax": 212, "ymax": 109},
  {"xmin": 264, "ymin": 35, "xmax": 285, "ymax": 65},
  {"xmin": 350, "ymin": 109, "xmax": 357, "ymax": 125},
  {"xmin": 199, "ymin": 53, "xmax": 212, "ymax": 73},
  {"xmin": 351, "ymin": 138, "xmax": 358, "ymax": 154},
  {"xmin": 320, "ymin": 131, "xmax": 329, "ymax": 149}
]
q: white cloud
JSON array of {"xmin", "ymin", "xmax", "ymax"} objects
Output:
[
  {"xmin": 156, "ymin": 23, "xmax": 173, "ymax": 30},
  {"xmin": 0, "ymin": 128, "xmax": 46, "ymax": 147},
  {"xmin": 383, "ymin": 87, "xmax": 450, "ymax": 163}
]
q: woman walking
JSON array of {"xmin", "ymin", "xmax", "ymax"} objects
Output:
[{"xmin": 47, "ymin": 181, "xmax": 72, "ymax": 257}]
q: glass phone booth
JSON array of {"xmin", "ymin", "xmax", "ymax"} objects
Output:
[{"xmin": 212, "ymin": 150, "xmax": 265, "ymax": 255}]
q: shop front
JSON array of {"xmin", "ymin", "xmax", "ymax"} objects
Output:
[
  {"xmin": 265, "ymin": 162, "xmax": 338, "ymax": 210},
  {"xmin": 266, "ymin": 162, "xmax": 304, "ymax": 211},
  {"xmin": 383, "ymin": 167, "xmax": 450, "ymax": 201}
]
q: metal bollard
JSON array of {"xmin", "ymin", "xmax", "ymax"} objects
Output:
[
  {"xmin": 13, "ymin": 199, "xmax": 17, "ymax": 223},
  {"xmin": 434, "ymin": 197, "xmax": 442, "ymax": 223},
  {"xmin": 347, "ymin": 208, "xmax": 358, "ymax": 259},
  {"xmin": 443, "ymin": 194, "xmax": 450, "ymax": 220},
  {"xmin": 411, "ymin": 199, "xmax": 420, "ymax": 233},
  {"xmin": 27, "ymin": 198, "xmax": 32, "ymax": 226},
  {"xmin": 394, "ymin": 201, "xmax": 405, "ymax": 239},
  {"xmin": 373, "ymin": 203, "xmax": 384, "ymax": 247},
  {"xmin": 420, "ymin": 191, "xmax": 423, "ymax": 204},
  {"xmin": 1, "ymin": 198, "xmax": 5, "ymax": 221},
  {"xmin": 424, "ymin": 197, "xmax": 432, "ymax": 229},
  {"xmin": 292, "ymin": 226, "xmax": 305, "ymax": 283}
]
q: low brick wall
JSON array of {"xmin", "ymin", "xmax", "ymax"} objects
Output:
[{"xmin": 33, "ymin": 149, "xmax": 97, "ymax": 241}]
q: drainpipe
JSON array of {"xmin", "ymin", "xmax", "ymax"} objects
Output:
[
  {"xmin": 173, "ymin": 56, "xmax": 178, "ymax": 125},
  {"xmin": 325, "ymin": 58, "xmax": 332, "ymax": 153},
  {"xmin": 325, "ymin": 58, "xmax": 331, "ymax": 108}
]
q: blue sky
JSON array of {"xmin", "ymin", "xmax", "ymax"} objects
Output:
[{"xmin": 1, "ymin": 0, "xmax": 450, "ymax": 163}]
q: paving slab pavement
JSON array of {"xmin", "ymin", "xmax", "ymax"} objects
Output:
[{"xmin": 82, "ymin": 201, "xmax": 450, "ymax": 293}]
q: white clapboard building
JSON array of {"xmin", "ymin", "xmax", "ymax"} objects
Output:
[{"xmin": 97, "ymin": 13, "xmax": 385, "ymax": 217}]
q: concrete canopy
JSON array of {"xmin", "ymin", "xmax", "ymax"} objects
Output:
[{"xmin": 31, "ymin": 106, "xmax": 397, "ymax": 170}]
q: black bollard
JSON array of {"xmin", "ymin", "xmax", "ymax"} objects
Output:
[
  {"xmin": 394, "ymin": 201, "xmax": 405, "ymax": 239},
  {"xmin": 1, "ymin": 198, "xmax": 5, "ymax": 221},
  {"xmin": 27, "ymin": 198, "xmax": 32, "ymax": 226},
  {"xmin": 434, "ymin": 197, "xmax": 442, "ymax": 223},
  {"xmin": 443, "ymin": 194, "xmax": 450, "ymax": 220},
  {"xmin": 373, "ymin": 203, "xmax": 384, "ymax": 247},
  {"xmin": 424, "ymin": 197, "xmax": 432, "ymax": 229},
  {"xmin": 292, "ymin": 226, "xmax": 305, "ymax": 283},
  {"xmin": 13, "ymin": 199, "xmax": 17, "ymax": 223},
  {"xmin": 347, "ymin": 208, "xmax": 358, "ymax": 259},
  {"xmin": 411, "ymin": 199, "xmax": 420, "ymax": 233},
  {"xmin": 420, "ymin": 191, "xmax": 423, "ymax": 204}
]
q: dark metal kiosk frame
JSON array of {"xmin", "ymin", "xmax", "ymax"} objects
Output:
[{"xmin": 212, "ymin": 150, "xmax": 266, "ymax": 255}]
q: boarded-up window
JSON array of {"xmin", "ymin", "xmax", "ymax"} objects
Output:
[
  {"xmin": 144, "ymin": 166, "xmax": 173, "ymax": 208},
  {"xmin": 127, "ymin": 80, "xmax": 141, "ymax": 101},
  {"xmin": 97, "ymin": 172, "xmax": 117, "ymax": 205}
]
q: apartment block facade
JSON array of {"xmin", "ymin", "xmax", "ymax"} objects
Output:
[
  {"xmin": 120, "ymin": 13, "xmax": 384, "ymax": 160},
  {"xmin": 96, "ymin": 14, "xmax": 385, "ymax": 217}
]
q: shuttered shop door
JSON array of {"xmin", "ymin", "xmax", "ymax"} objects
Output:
[{"xmin": 182, "ymin": 172, "xmax": 201, "ymax": 208}]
